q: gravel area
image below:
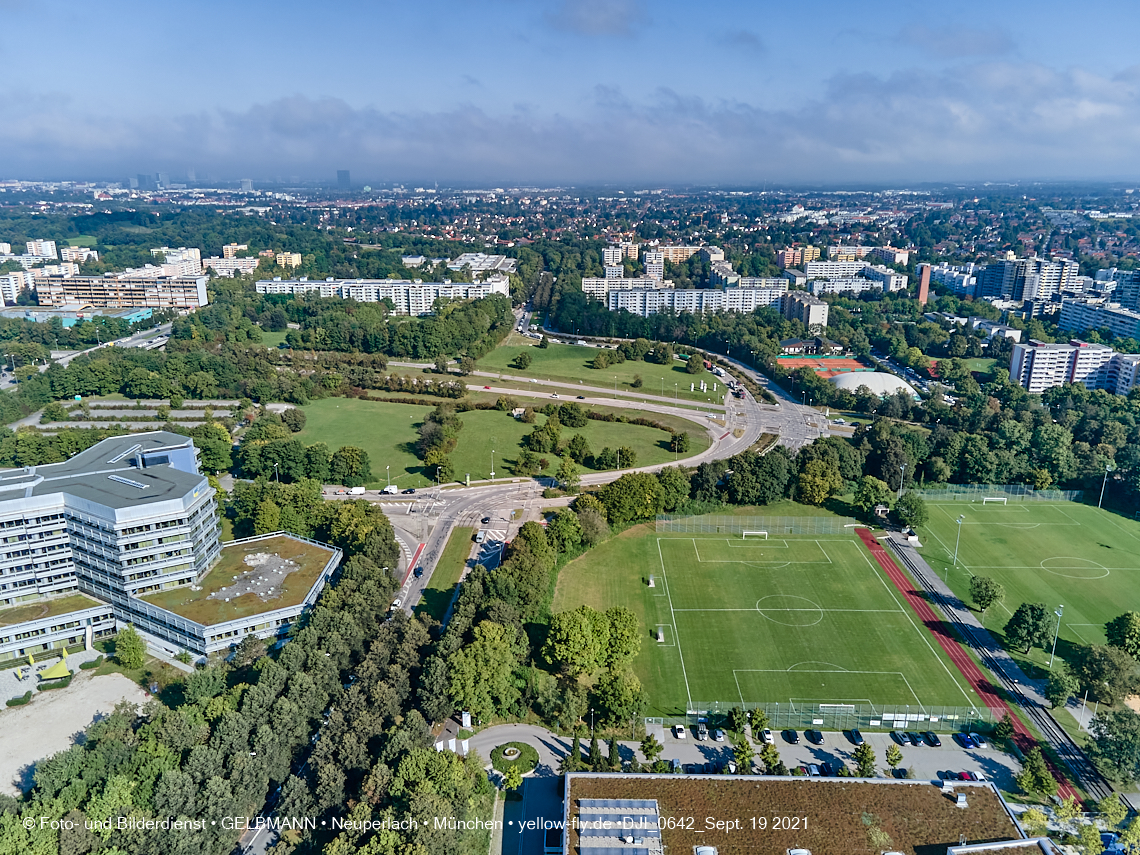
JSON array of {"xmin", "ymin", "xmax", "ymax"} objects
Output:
[{"xmin": 0, "ymin": 672, "xmax": 149, "ymax": 795}]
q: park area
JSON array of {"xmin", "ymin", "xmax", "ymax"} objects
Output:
[
  {"xmin": 553, "ymin": 506, "xmax": 983, "ymax": 717},
  {"xmin": 295, "ymin": 397, "xmax": 710, "ymax": 489},
  {"xmin": 917, "ymin": 498, "xmax": 1140, "ymax": 675},
  {"xmin": 477, "ymin": 341, "xmax": 728, "ymax": 404}
]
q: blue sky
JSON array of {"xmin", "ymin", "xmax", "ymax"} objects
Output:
[{"xmin": 2, "ymin": 0, "xmax": 1139, "ymax": 184}]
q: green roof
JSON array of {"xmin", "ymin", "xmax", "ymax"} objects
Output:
[{"xmin": 0, "ymin": 593, "xmax": 106, "ymax": 628}]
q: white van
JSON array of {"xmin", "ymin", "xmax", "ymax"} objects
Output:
[
  {"xmin": 381, "ymin": 485, "xmax": 399, "ymax": 495},
  {"xmin": 475, "ymin": 530, "xmax": 487, "ymax": 543}
]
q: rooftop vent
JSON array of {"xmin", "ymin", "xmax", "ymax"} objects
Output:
[
  {"xmin": 108, "ymin": 443, "xmax": 142, "ymax": 464},
  {"xmin": 108, "ymin": 475, "xmax": 148, "ymax": 490}
]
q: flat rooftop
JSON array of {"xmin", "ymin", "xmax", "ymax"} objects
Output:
[
  {"xmin": 0, "ymin": 431, "xmax": 205, "ymax": 510},
  {"xmin": 137, "ymin": 535, "xmax": 335, "ymax": 626},
  {"xmin": 567, "ymin": 775, "xmax": 1022, "ymax": 855},
  {"xmin": 0, "ymin": 593, "xmax": 106, "ymax": 628}
]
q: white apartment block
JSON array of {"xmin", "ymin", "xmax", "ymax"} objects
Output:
[
  {"xmin": 808, "ymin": 278, "xmax": 882, "ymax": 296},
  {"xmin": 255, "ymin": 275, "xmax": 509, "ymax": 315},
  {"xmin": 828, "ymin": 245, "xmax": 874, "ymax": 261},
  {"xmin": 603, "ymin": 246, "xmax": 623, "ymax": 266},
  {"xmin": 38, "ymin": 274, "xmax": 209, "ymax": 309},
  {"xmin": 150, "ymin": 247, "xmax": 202, "ymax": 278},
  {"xmin": 582, "ymin": 277, "xmax": 672, "ymax": 301},
  {"xmin": 0, "ymin": 271, "xmax": 34, "ymax": 303},
  {"xmin": 1009, "ymin": 339, "xmax": 1138, "ymax": 395},
  {"xmin": 861, "ymin": 265, "xmax": 909, "ymax": 291},
  {"xmin": 1059, "ymin": 298, "xmax": 1140, "ymax": 340},
  {"xmin": 0, "ymin": 243, "xmax": 9, "ymax": 255},
  {"xmin": 31, "ymin": 263, "xmax": 80, "ymax": 279},
  {"xmin": 607, "ymin": 284, "xmax": 787, "ymax": 316},
  {"xmin": 927, "ymin": 262, "xmax": 981, "ymax": 296},
  {"xmin": 619, "ymin": 241, "xmax": 638, "ymax": 260},
  {"xmin": 26, "ymin": 240, "xmax": 57, "ymax": 259},
  {"xmin": 699, "ymin": 246, "xmax": 725, "ymax": 263},
  {"xmin": 604, "ymin": 266, "xmax": 624, "ymax": 279},
  {"xmin": 643, "ymin": 250, "xmax": 665, "ymax": 280},
  {"xmin": 805, "ymin": 260, "xmax": 871, "ymax": 278},
  {"xmin": 448, "ymin": 253, "xmax": 518, "ymax": 275},
  {"xmin": 60, "ymin": 246, "xmax": 98, "ymax": 263},
  {"xmin": 202, "ymin": 256, "xmax": 260, "ymax": 277},
  {"xmin": 782, "ymin": 291, "xmax": 829, "ymax": 330},
  {"xmin": 710, "ymin": 260, "xmax": 739, "ymax": 287},
  {"xmin": 657, "ymin": 245, "xmax": 702, "ymax": 263}
]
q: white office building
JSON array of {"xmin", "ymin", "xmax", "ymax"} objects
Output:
[
  {"xmin": 1058, "ymin": 298, "xmax": 1140, "ymax": 340},
  {"xmin": 0, "ymin": 271, "xmax": 34, "ymax": 303},
  {"xmin": 448, "ymin": 253, "xmax": 517, "ymax": 275},
  {"xmin": 1009, "ymin": 339, "xmax": 1139, "ymax": 395},
  {"xmin": 256, "ymin": 275, "xmax": 509, "ymax": 315},
  {"xmin": 38, "ymin": 273, "xmax": 209, "ymax": 309}
]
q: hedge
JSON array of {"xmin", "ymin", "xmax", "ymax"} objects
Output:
[
  {"xmin": 5, "ymin": 691, "xmax": 31, "ymax": 707},
  {"xmin": 37, "ymin": 675, "xmax": 73, "ymax": 691},
  {"xmin": 79, "ymin": 655, "xmax": 104, "ymax": 670}
]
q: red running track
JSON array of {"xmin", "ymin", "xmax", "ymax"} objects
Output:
[{"xmin": 856, "ymin": 528, "xmax": 1080, "ymax": 801}]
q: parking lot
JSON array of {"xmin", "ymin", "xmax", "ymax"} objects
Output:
[{"xmin": 660, "ymin": 726, "xmax": 1021, "ymax": 790}]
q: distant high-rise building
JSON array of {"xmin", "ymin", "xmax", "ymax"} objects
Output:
[
  {"xmin": 186, "ymin": 168, "xmax": 196, "ymax": 182},
  {"xmin": 337, "ymin": 170, "xmax": 351, "ymax": 189},
  {"xmin": 917, "ymin": 264, "xmax": 931, "ymax": 306},
  {"xmin": 603, "ymin": 246, "xmax": 623, "ymax": 266},
  {"xmin": 156, "ymin": 172, "xmax": 170, "ymax": 189},
  {"xmin": 240, "ymin": 179, "xmax": 254, "ymax": 192},
  {"xmin": 136, "ymin": 173, "xmax": 154, "ymax": 190}
]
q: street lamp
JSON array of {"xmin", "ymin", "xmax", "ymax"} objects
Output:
[
  {"xmin": 614, "ymin": 375, "xmax": 618, "ymax": 399},
  {"xmin": 386, "ymin": 464, "xmax": 390, "ymax": 490},
  {"xmin": 273, "ymin": 462, "xmax": 279, "ymax": 483},
  {"xmin": 953, "ymin": 515, "xmax": 965, "ymax": 567},
  {"xmin": 1099, "ymin": 463, "xmax": 1115, "ymax": 509},
  {"xmin": 1049, "ymin": 605, "xmax": 1064, "ymax": 669},
  {"xmin": 490, "ymin": 449, "xmax": 495, "ymax": 481},
  {"xmin": 898, "ymin": 464, "xmax": 907, "ymax": 500}
]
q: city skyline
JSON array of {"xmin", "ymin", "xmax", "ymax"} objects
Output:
[{"xmin": 2, "ymin": 0, "xmax": 1140, "ymax": 183}]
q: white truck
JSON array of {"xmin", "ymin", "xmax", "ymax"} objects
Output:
[{"xmin": 381, "ymin": 485, "xmax": 398, "ymax": 495}]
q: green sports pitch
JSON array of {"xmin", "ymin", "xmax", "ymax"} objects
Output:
[
  {"xmin": 553, "ymin": 527, "xmax": 983, "ymax": 715},
  {"xmin": 918, "ymin": 500, "xmax": 1140, "ymax": 663}
]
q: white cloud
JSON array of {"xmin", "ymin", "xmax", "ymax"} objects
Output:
[
  {"xmin": 4, "ymin": 60, "xmax": 1140, "ymax": 183},
  {"xmin": 545, "ymin": 0, "xmax": 647, "ymax": 37},
  {"xmin": 897, "ymin": 24, "xmax": 1015, "ymax": 59}
]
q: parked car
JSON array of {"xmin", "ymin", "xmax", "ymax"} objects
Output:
[
  {"xmin": 390, "ymin": 598, "xmax": 401, "ymax": 610},
  {"xmin": 761, "ymin": 729, "xmax": 774, "ymax": 744},
  {"xmin": 808, "ymin": 764, "xmax": 821, "ymax": 777},
  {"xmin": 673, "ymin": 724, "xmax": 687, "ymax": 739},
  {"xmin": 697, "ymin": 723, "xmax": 709, "ymax": 741},
  {"xmin": 805, "ymin": 729, "xmax": 824, "ymax": 745},
  {"xmin": 968, "ymin": 732, "xmax": 987, "ymax": 748},
  {"xmin": 923, "ymin": 731, "xmax": 942, "ymax": 747},
  {"xmin": 905, "ymin": 732, "xmax": 923, "ymax": 746},
  {"xmin": 956, "ymin": 733, "xmax": 977, "ymax": 749},
  {"xmin": 891, "ymin": 731, "xmax": 909, "ymax": 745},
  {"xmin": 783, "ymin": 729, "xmax": 800, "ymax": 744},
  {"xmin": 713, "ymin": 729, "xmax": 726, "ymax": 743},
  {"xmin": 820, "ymin": 762, "xmax": 835, "ymax": 777},
  {"xmin": 848, "ymin": 728, "xmax": 864, "ymax": 745},
  {"xmin": 550, "ymin": 393, "xmax": 559, "ymax": 398}
]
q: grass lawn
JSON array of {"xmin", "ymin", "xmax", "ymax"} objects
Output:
[
  {"xmin": 139, "ymin": 535, "xmax": 335, "ymax": 625},
  {"xmin": 918, "ymin": 500, "xmax": 1140, "ymax": 678},
  {"xmin": 477, "ymin": 342, "xmax": 729, "ymax": 404},
  {"xmin": 472, "ymin": 376, "xmax": 710, "ymax": 411},
  {"xmin": 417, "ymin": 526, "xmax": 474, "ymax": 621},
  {"xmin": 296, "ymin": 397, "xmax": 710, "ymax": 488},
  {"xmin": 0, "ymin": 593, "xmax": 105, "ymax": 627},
  {"xmin": 963, "ymin": 357, "xmax": 998, "ymax": 379},
  {"xmin": 260, "ymin": 330, "xmax": 290, "ymax": 348},
  {"xmin": 554, "ymin": 507, "xmax": 983, "ymax": 716},
  {"xmin": 66, "ymin": 235, "xmax": 98, "ymax": 247}
]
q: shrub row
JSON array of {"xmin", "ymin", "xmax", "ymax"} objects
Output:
[{"xmin": 5, "ymin": 691, "xmax": 31, "ymax": 707}]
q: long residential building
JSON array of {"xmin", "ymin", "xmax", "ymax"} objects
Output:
[
  {"xmin": 805, "ymin": 259, "xmax": 871, "ymax": 278},
  {"xmin": 255, "ymin": 275, "xmax": 509, "ymax": 315},
  {"xmin": 608, "ymin": 283, "xmax": 787, "ymax": 316},
  {"xmin": 1058, "ymin": 297, "xmax": 1140, "ymax": 340},
  {"xmin": 581, "ymin": 277, "xmax": 672, "ymax": 301},
  {"xmin": 1010, "ymin": 339, "xmax": 1140, "ymax": 395},
  {"xmin": 37, "ymin": 274, "xmax": 209, "ymax": 309},
  {"xmin": 202, "ymin": 256, "xmax": 260, "ymax": 277}
]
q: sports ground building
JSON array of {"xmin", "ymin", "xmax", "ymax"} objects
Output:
[{"xmin": 0, "ymin": 432, "xmax": 340, "ymax": 662}]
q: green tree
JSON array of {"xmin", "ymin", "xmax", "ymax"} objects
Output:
[
  {"xmin": 893, "ymin": 491, "xmax": 929, "ymax": 528},
  {"xmin": 329, "ymin": 445, "xmax": 372, "ymax": 487},
  {"xmin": 853, "ymin": 475, "xmax": 892, "ymax": 516},
  {"xmin": 1045, "ymin": 665, "xmax": 1080, "ymax": 708},
  {"xmin": 563, "ymin": 434, "xmax": 592, "ymax": 464},
  {"xmin": 1072, "ymin": 645, "xmax": 1139, "ymax": 705},
  {"xmin": 557, "ymin": 456, "xmax": 581, "ymax": 491},
  {"xmin": 1106, "ymin": 612, "xmax": 1140, "ymax": 659},
  {"xmin": 605, "ymin": 606, "xmax": 642, "ymax": 668},
  {"xmin": 1005, "ymin": 602, "xmax": 1053, "ymax": 654},
  {"xmin": 796, "ymin": 458, "xmax": 842, "ymax": 506},
  {"xmin": 670, "ymin": 431, "xmax": 691, "ymax": 454},
  {"xmin": 114, "ymin": 625, "xmax": 146, "ymax": 669},
  {"xmin": 537, "ymin": 336, "xmax": 549, "ymax": 349},
  {"xmin": 885, "ymin": 743, "xmax": 903, "ymax": 771},
  {"xmin": 970, "ymin": 576, "xmax": 1005, "ymax": 615},
  {"xmin": 607, "ymin": 736, "xmax": 621, "ymax": 771},
  {"xmin": 732, "ymin": 735, "xmax": 756, "ymax": 773},
  {"xmin": 748, "ymin": 708, "xmax": 770, "ymax": 734},
  {"xmin": 685, "ymin": 356, "xmax": 704, "ymax": 374},
  {"xmin": 513, "ymin": 351, "xmax": 532, "ymax": 370},
  {"xmin": 589, "ymin": 733, "xmax": 603, "ymax": 770},
  {"xmin": 853, "ymin": 742, "xmax": 877, "ymax": 777},
  {"xmin": 656, "ymin": 466, "xmax": 690, "ymax": 511},
  {"xmin": 1120, "ymin": 815, "xmax": 1140, "ymax": 851},
  {"xmin": 728, "ymin": 707, "xmax": 747, "ymax": 734},
  {"xmin": 640, "ymin": 733, "xmax": 663, "ymax": 765},
  {"xmin": 448, "ymin": 621, "xmax": 521, "ymax": 720},
  {"xmin": 1098, "ymin": 793, "xmax": 1128, "ymax": 829},
  {"xmin": 994, "ymin": 713, "xmax": 1015, "ymax": 741},
  {"xmin": 1078, "ymin": 822, "xmax": 1105, "ymax": 855},
  {"xmin": 547, "ymin": 508, "xmax": 582, "ymax": 552},
  {"xmin": 1014, "ymin": 747, "xmax": 1059, "ymax": 797},
  {"xmin": 502, "ymin": 765, "xmax": 523, "ymax": 791},
  {"xmin": 598, "ymin": 472, "xmax": 665, "ymax": 524},
  {"xmin": 1019, "ymin": 807, "xmax": 1048, "ymax": 837},
  {"xmin": 543, "ymin": 606, "xmax": 606, "ymax": 676},
  {"xmin": 253, "ymin": 498, "xmax": 281, "ymax": 534},
  {"xmin": 1090, "ymin": 709, "xmax": 1140, "ymax": 783},
  {"xmin": 759, "ymin": 743, "xmax": 785, "ymax": 776},
  {"xmin": 591, "ymin": 669, "xmax": 643, "ymax": 727}
]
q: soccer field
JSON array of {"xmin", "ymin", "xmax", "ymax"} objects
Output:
[
  {"xmin": 918, "ymin": 500, "xmax": 1140, "ymax": 666},
  {"xmin": 554, "ymin": 526, "xmax": 983, "ymax": 716}
]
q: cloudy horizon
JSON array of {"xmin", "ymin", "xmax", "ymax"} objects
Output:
[{"xmin": 3, "ymin": 0, "xmax": 1139, "ymax": 185}]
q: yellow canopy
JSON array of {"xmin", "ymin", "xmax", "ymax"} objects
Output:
[
  {"xmin": 27, "ymin": 652, "xmax": 34, "ymax": 666},
  {"xmin": 39, "ymin": 659, "xmax": 70, "ymax": 680}
]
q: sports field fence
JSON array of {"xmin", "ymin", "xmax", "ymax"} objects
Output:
[
  {"xmin": 913, "ymin": 484, "xmax": 1084, "ymax": 503},
  {"xmin": 648, "ymin": 702, "xmax": 1001, "ymax": 734},
  {"xmin": 656, "ymin": 514, "xmax": 861, "ymax": 535}
]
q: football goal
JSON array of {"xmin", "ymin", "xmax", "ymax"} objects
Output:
[
  {"xmin": 741, "ymin": 531, "xmax": 768, "ymax": 539},
  {"xmin": 981, "ymin": 497, "xmax": 1008, "ymax": 505}
]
